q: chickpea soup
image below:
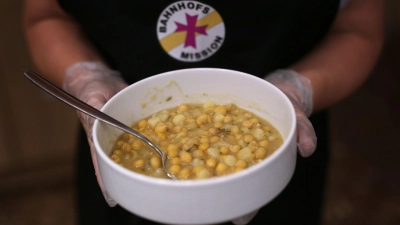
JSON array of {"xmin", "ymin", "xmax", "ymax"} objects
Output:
[{"xmin": 109, "ymin": 102, "xmax": 283, "ymax": 180}]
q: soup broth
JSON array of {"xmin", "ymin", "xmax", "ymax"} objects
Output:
[{"xmin": 109, "ymin": 102, "xmax": 283, "ymax": 179}]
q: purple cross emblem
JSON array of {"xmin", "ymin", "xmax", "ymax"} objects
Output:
[{"xmin": 174, "ymin": 13, "xmax": 208, "ymax": 48}]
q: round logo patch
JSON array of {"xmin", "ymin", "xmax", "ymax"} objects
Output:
[{"xmin": 157, "ymin": 1, "xmax": 225, "ymax": 62}]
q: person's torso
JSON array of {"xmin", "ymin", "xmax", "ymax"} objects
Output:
[{"xmin": 58, "ymin": 0, "xmax": 340, "ymax": 83}]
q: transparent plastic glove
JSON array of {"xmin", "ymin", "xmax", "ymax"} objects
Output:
[
  {"xmin": 265, "ymin": 69, "xmax": 317, "ymax": 157},
  {"xmin": 229, "ymin": 70, "xmax": 317, "ymax": 225},
  {"xmin": 63, "ymin": 61, "xmax": 128, "ymax": 207}
]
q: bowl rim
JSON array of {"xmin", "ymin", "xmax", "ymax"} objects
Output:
[{"xmin": 93, "ymin": 67, "xmax": 297, "ymax": 187}]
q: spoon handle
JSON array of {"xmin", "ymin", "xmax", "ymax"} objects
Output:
[{"xmin": 23, "ymin": 69, "xmax": 162, "ymax": 155}]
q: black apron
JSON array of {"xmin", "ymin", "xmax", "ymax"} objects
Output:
[{"xmin": 58, "ymin": 0, "xmax": 339, "ymax": 224}]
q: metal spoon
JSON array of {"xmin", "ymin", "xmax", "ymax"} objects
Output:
[{"xmin": 24, "ymin": 69, "xmax": 174, "ymax": 179}]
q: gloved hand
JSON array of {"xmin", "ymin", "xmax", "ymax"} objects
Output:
[
  {"xmin": 63, "ymin": 61, "xmax": 128, "ymax": 207},
  {"xmin": 231, "ymin": 69, "xmax": 317, "ymax": 225},
  {"xmin": 265, "ymin": 69, "xmax": 317, "ymax": 157}
]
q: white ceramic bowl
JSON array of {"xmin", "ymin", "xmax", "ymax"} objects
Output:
[{"xmin": 93, "ymin": 68, "xmax": 297, "ymax": 224}]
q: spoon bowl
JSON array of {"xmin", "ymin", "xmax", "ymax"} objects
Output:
[{"xmin": 23, "ymin": 69, "xmax": 174, "ymax": 179}]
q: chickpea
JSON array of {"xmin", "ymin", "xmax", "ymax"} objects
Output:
[
  {"xmin": 242, "ymin": 120, "xmax": 253, "ymax": 129},
  {"xmin": 177, "ymin": 131, "xmax": 187, "ymax": 138},
  {"xmin": 192, "ymin": 149, "xmax": 205, "ymax": 159},
  {"xmin": 200, "ymin": 137, "xmax": 209, "ymax": 143},
  {"xmin": 208, "ymin": 127, "xmax": 219, "ymax": 135},
  {"xmin": 248, "ymin": 141, "xmax": 258, "ymax": 151},
  {"xmin": 110, "ymin": 154, "xmax": 121, "ymax": 163},
  {"xmin": 169, "ymin": 165, "xmax": 181, "ymax": 174},
  {"xmin": 263, "ymin": 126, "xmax": 272, "ymax": 132},
  {"xmin": 179, "ymin": 168, "xmax": 191, "ymax": 179},
  {"xmin": 180, "ymin": 152, "xmax": 193, "ymax": 164},
  {"xmin": 244, "ymin": 134, "xmax": 255, "ymax": 143},
  {"xmin": 131, "ymin": 140, "xmax": 142, "ymax": 150},
  {"xmin": 235, "ymin": 159, "xmax": 247, "ymax": 168},
  {"xmin": 121, "ymin": 143, "xmax": 132, "ymax": 152},
  {"xmin": 116, "ymin": 140, "xmax": 124, "ymax": 147},
  {"xmin": 203, "ymin": 101, "xmax": 215, "ymax": 110},
  {"xmin": 223, "ymin": 115, "xmax": 233, "ymax": 123},
  {"xmin": 172, "ymin": 125, "xmax": 183, "ymax": 133},
  {"xmin": 192, "ymin": 165, "xmax": 205, "ymax": 174},
  {"xmin": 249, "ymin": 118, "xmax": 259, "ymax": 124},
  {"xmin": 157, "ymin": 132, "xmax": 166, "ymax": 140},
  {"xmin": 199, "ymin": 124, "xmax": 207, "ymax": 130},
  {"xmin": 220, "ymin": 146, "xmax": 230, "ymax": 155},
  {"xmin": 167, "ymin": 144, "xmax": 178, "ymax": 152},
  {"xmin": 186, "ymin": 123, "xmax": 197, "ymax": 130},
  {"xmin": 231, "ymin": 125, "xmax": 240, "ymax": 134},
  {"xmin": 178, "ymin": 104, "xmax": 189, "ymax": 111},
  {"xmin": 230, "ymin": 144, "xmax": 241, "ymax": 153},
  {"xmin": 196, "ymin": 114, "xmax": 209, "ymax": 125},
  {"xmin": 206, "ymin": 158, "xmax": 217, "ymax": 168},
  {"xmin": 213, "ymin": 122, "xmax": 223, "ymax": 128},
  {"xmin": 138, "ymin": 120, "xmax": 147, "ymax": 128},
  {"xmin": 179, "ymin": 137, "xmax": 189, "ymax": 145},
  {"xmin": 181, "ymin": 138, "xmax": 199, "ymax": 151},
  {"xmin": 170, "ymin": 157, "xmax": 181, "ymax": 165},
  {"xmin": 165, "ymin": 121, "xmax": 174, "ymax": 130},
  {"xmin": 235, "ymin": 167, "xmax": 245, "ymax": 173},
  {"xmin": 244, "ymin": 112, "xmax": 253, "ymax": 119},
  {"xmin": 237, "ymin": 139, "xmax": 247, "ymax": 148},
  {"xmin": 210, "ymin": 136, "xmax": 220, "ymax": 143},
  {"xmin": 155, "ymin": 122, "xmax": 167, "ymax": 133},
  {"xmin": 214, "ymin": 105, "xmax": 227, "ymax": 115},
  {"xmin": 113, "ymin": 150, "xmax": 123, "ymax": 156},
  {"xmin": 259, "ymin": 140, "xmax": 270, "ymax": 148},
  {"xmin": 216, "ymin": 163, "xmax": 228, "ymax": 174},
  {"xmin": 133, "ymin": 159, "xmax": 145, "ymax": 169},
  {"xmin": 255, "ymin": 147, "xmax": 267, "ymax": 159},
  {"xmin": 167, "ymin": 148, "xmax": 179, "ymax": 158},
  {"xmin": 150, "ymin": 156, "xmax": 161, "ymax": 169},
  {"xmin": 198, "ymin": 143, "xmax": 209, "ymax": 151},
  {"xmin": 235, "ymin": 134, "xmax": 243, "ymax": 140},
  {"xmin": 123, "ymin": 133, "xmax": 133, "ymax": 140},
  {"xmin": 225, "ymin": 135, "xmax": 237, "ymax": 144}
]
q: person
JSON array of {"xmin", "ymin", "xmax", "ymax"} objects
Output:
[{"xmin": 22, "ymin": 0, "xmax": 384, "ymax": 224}]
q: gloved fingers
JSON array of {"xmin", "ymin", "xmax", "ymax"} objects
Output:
[
  {"xmin": 264, "ymin": 69, "xmax": 317, "ymax": 157},
  {"xmin": 231, "ymin": 209, "xmax": 259, "ymax": 225},
  {"xmin": 77, "ymin": 79, "xmax": 127, "ymax": 133},
  {"xmin": 62, "ymin": 61, "xmax": 128, "ymax": 208},
  {"xmin": 265, "ymin": 69, "xmax": 314, "ymax": 117},
  {"xmin": 88, "ymin": 138, "xmax": 118, "ymax": 207},
  {"xmin": 76, "ymin": 89, "xmax": 110, "ymax": 136},
  {"xmin": 295, "ymin": 108, "xmax": 317, "ymax": 157},
  {"xmin": 76, "ymin": 89, "xmax": 121, "ymax": 207}
]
